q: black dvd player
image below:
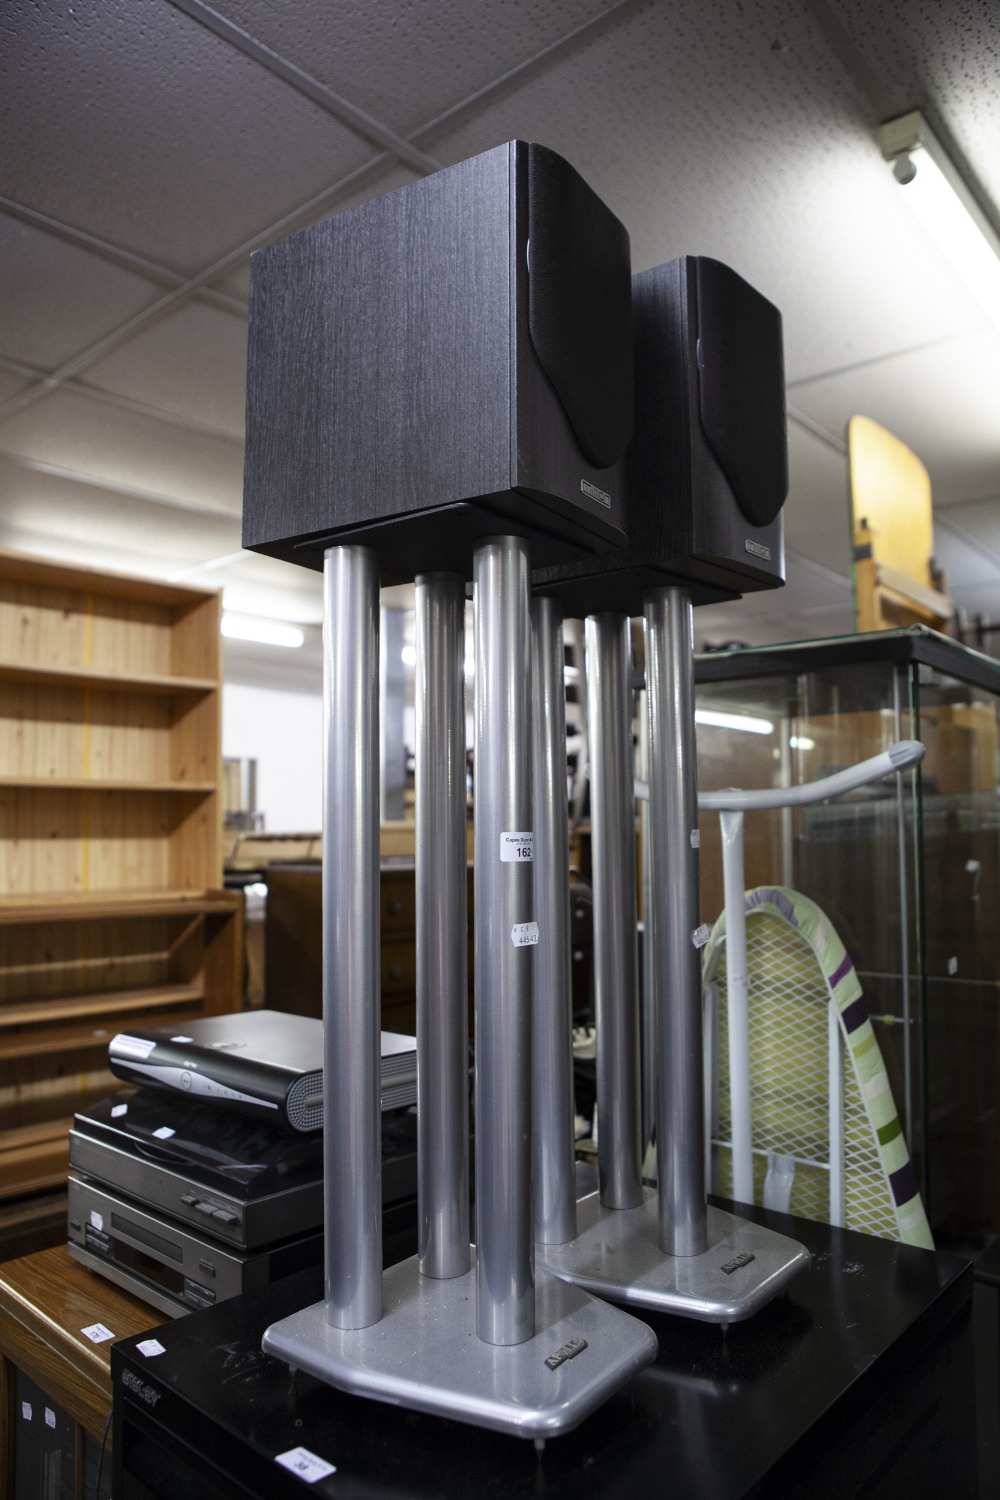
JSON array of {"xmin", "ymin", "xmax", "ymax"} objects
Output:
[
  {"xmin": 67, "ymin": 1173, "xmax": 325, "ymax": 1320},
  {"xmin": 69, "ymin": 1089, "xmax": 325, "ymax": 1250},
  {"xmin": 68, "ymin": 1089, "xmax": 421, "ymax": 1316},
  {"xmin": 69, "ymin": 1089, "xmax": 420, "ymax": 1251},
  {"xmin": 106, "ymin": 1011, "xmax": 416, "ymax": 1131}
]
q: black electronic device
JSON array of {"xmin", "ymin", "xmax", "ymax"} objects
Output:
[
  {"xmin": 107, "ymin": 1011, "xmax": 416, "ymax": 1132},
  {"xmin": 67, "ymin": 1172, "xmax": 325, "ymax": 1320},
  {"xmin": 532, "ymin": 255, "xmax": 787, "ymax": 615},
  {"xmin": 69, "ymin": 1088, "xmax": 327, "ymax": 1250},
  {"xmin": 67, "ymin": 1089, "xmax": 420, "ymax": 1317},
  {"xmin": 242, "ymin": 140, "xmax": 633, "ymax": 582}
]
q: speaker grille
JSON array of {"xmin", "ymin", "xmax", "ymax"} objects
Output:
[
  {"xmin": 527, "ymin": 142, "xmax": 633, "ymax": 470},
  {"xmin": 285, "ymin": 1055, "xmax": 417, "ymax": 1130},
  {"xmin": 286, "ymin": 1070, "xmax": 324, "ymax": 1132},
  {"xmin": 695, "ymin": 258, "xmax": 788, "ymax": 528}
]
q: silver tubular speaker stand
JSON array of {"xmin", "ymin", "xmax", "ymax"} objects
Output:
[
  {"xmin": 540, "ymin": 587, "xmax": 808, "ymax": 1322},
  {"xmin": 264, "ymin": 540, "xmax": 656, "ymax": 1439}
]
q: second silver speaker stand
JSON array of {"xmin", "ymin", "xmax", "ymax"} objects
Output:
[{"xmin": 539, "ymin": 1193, "xmax": 810, "ymax": 1323}]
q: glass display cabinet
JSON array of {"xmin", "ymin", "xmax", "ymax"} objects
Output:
[{"xmin": 694, "ymin": 626, "xmax": 1000, "ymax": 1254}]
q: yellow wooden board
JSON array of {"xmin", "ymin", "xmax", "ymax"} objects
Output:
[{"xmin": 848, "ymin": 415, "xmax": 934, "ymax": 585}]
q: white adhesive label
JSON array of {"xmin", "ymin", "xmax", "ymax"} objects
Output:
[
  {"xmin": 20, "ymin": 1402, "xmax": 31, "ymax": 1421},
  {"xmin": 501, "ymin": 831, "xmax": 534, "ymax": 863},
  {"xmin": 275, "ymin": 1447, "xmax": 337, "ymax": 1483},
  {"xmin": 511, "ymin": 922, "xmax": 540, "ymax": 947},
  {"xmin": 111, "ymin": 1103, "xmax": 128, "ymax": 1118},
  {"xmin": 81, "ymin": 1322, "xmax": 115, "ymax": 1344},
  {"xmin": 153, "ymin": 1126, "xmax": 176, "ymax": 1140},
  {"xmin": 137, "ymin": 1338, "xmax": 166, "ymax": 1358},
  {"xmin": 690, "ymin": 829, "xmax": 701, "ymax": 849},
  {"xmin": 90, "ymin": 1210, "xmax": 104, "ymax": 1232},
  {"xmin": 45, "ymin": 1408, "xmax": 56, "ymax": 1429},
  {"xmin": 691, "ymin": 923, "xmax": 711, "ymax": 950}
]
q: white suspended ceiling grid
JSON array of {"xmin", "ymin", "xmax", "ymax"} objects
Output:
[{"xmin": 1, "ymin": 0, "xmax": 998, "ymax": 692}]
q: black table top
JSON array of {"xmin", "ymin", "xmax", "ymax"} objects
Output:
[{"xmin": 112, "ymin": 1201, "xmax": 974, "ymax": 1500}]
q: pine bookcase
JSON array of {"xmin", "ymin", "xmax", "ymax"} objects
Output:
[{"xmin": 0, "ymin": 550, "xmax": 243, "ymax": 1217}]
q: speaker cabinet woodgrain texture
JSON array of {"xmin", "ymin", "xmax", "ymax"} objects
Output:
[
  {"xmin": 532, "ymin": 256, "xmax": 788, "ymax": 616},
  {"xmin": 242, "ymin": 141, "xmax": 634, "ymax": 583}
]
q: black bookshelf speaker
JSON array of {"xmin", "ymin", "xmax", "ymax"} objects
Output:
[
  {"xmin": 242, "ymin": 141, "xmax": 634, "ymax": 583},
  {"xmin": 532, "ymin": 256, "xmax": 787, "ymax": 615}
]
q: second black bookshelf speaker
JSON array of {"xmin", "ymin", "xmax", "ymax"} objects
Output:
[
  {"xmin": 532, "ymin": 255, "xmax": 787, "ymax": 615},
  {"xmin": 242, "ymin": 141, "xmax": 633, "ymax": 582}
]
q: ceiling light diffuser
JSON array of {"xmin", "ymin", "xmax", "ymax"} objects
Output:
[{"xmin": 881, "ymin": 111, "xmax": 1000, "ymax": 331}]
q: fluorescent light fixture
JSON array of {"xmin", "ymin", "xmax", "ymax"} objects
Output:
[
  {"xmin": 694, "ymin": 709, "xmax": 773, "ymax": 735},
  {"xmin": 221, "ymin": 613, "xmax": 304, "ymax": 648},
  {"xmin": 881, "ymin": 111, "xmax": 1000, "ymax": 331}
]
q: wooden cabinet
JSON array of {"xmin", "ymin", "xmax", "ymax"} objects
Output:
[{"xmin": 0, "ymin": 550, "xmax": 242, "ymax": 1222}]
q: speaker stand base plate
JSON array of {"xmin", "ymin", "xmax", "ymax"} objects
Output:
[
  {"xmin": 538, "ymin": 1191, "xmax": 809, "ymax": 1323},
  {"xmin": 262, "ymin": 1249, "xmax": 658, "ymax": 1440}
]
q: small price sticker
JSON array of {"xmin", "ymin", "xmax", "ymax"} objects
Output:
[
  {"xmin": 511, "ymin": 922, "xmax": 539, "ymax": 947},
  {"xmin": 275, "ymin": 1446, "xmax": 337, "ymax": 1483},
  {"xmin": 111, "ymin": 1103, "xmax": 128, "ymax": 1118},
  {"xmin": 152, "ymin": 1126, "xmax": 176, "ymax": 1140},
  {"xmin": 501, "ymin": 831, "xmax": 534, "ymax": 862},
  {"xmin": 20, "ymin": 1402, "xmax": 31, "ymax": 1421},
  {"xmin": 81, "ymin": 1322, "xmax": 115, "ymax": 1344},
  {"xmin": 45, "ymin": 1409, "xmax": 56, "ymax": 1429},
  {"xmin": 137, "ymin": 1338, "xmax": 166, "ymax": 1358}
]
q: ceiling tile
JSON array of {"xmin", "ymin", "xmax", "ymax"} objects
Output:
[
  {"xmin": 826, "ymin": 0, "xmax": 1000, "ymax": 223},
  {"xmin": 0, "ymin": 368, "xmax": 30, "ymax": 405},
  {"xmin": 0, "ymin": 389, "xmax": 244, "ymax": 514},
  {"xmin": 788, "ymin": 328, "xmax": 1000, "ymax": 507},
  {"xmin": 933, "ymin": 517, "xmax": 1000, "ymax": 586},
  {"xmin": 0, "ymin": 0, "xmax": 379, "ymax": 273},
  {"xmin": 83, "ymin": 302, "xmax": 248, "ymax": 439},
  {"xmin": 213, "ymin": 263, "xmax": 252, "ymax": 301},
  {"xmin": 0, "ymin": 211, "xmax": 163, "ymax": 369},
  {"xmin": 784, "ymin": 421, "xmax": 850, "ymax": 547},
  {"xmin": 209, "ymin": 0, "xmax": 622, "ymax": 136},
  {"xmin": 421, "ymin": 0, "xmax": 991, "ymax": 384}
]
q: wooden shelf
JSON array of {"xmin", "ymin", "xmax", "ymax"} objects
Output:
[
  {"xmin": 0, "ymin": 658, "xmax": 216, "ymax": 696},
  {"xmin": 0, "ymin": 982, "xmax": 204, "ymax": 1034},
  {"xmin": 0, "ymin": 1006, "xmax": 204, "ymax": 1064},
  {"xmin": 0, "ymin": 776, "xmax": 216, "ymax": 793},
  {"xmin": 0, "ymin": 888, "xmax": 237, "ymax": 921},
  {"xmin": 0, "ymin": 550, "xmax": 243, "ymax": 1217}
]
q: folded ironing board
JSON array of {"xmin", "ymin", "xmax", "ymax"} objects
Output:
[{"xmin": 702, "ymin": 885, "xmax": 933, "ymax": 1249}]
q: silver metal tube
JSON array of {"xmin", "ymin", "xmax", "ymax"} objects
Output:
[
  {"xmin": 379, "ymin": 605, "xmax": 407, "ymax": 822},
  {"xmin": 892, "ymin": 667, "xmax": 914, "ymax": 1147},
  {"xmin": 530, "ymin": 595, "xmax": 577, "ymax": 1246},
  {"xmin": 415, "ymin": 574, "xmax": 470, "ymax": 1279},
  {"xmin": 644, "ymin": 586, "xmax": 709, "ymax": 1257},
  {"xmin": 585, "ymin": 613, "xmax": 643, "ymax": 1211},
  {"xmin": 322, "ymin": 545, "xmax": 383, "ymax": 1328},
  {"xmin": 639, "ymin": 687, "xmax": 655, "ymax": 1154},
  {"xmin": 474, "ymin": 537, "xmax": 534, "ymax": 1346}
]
